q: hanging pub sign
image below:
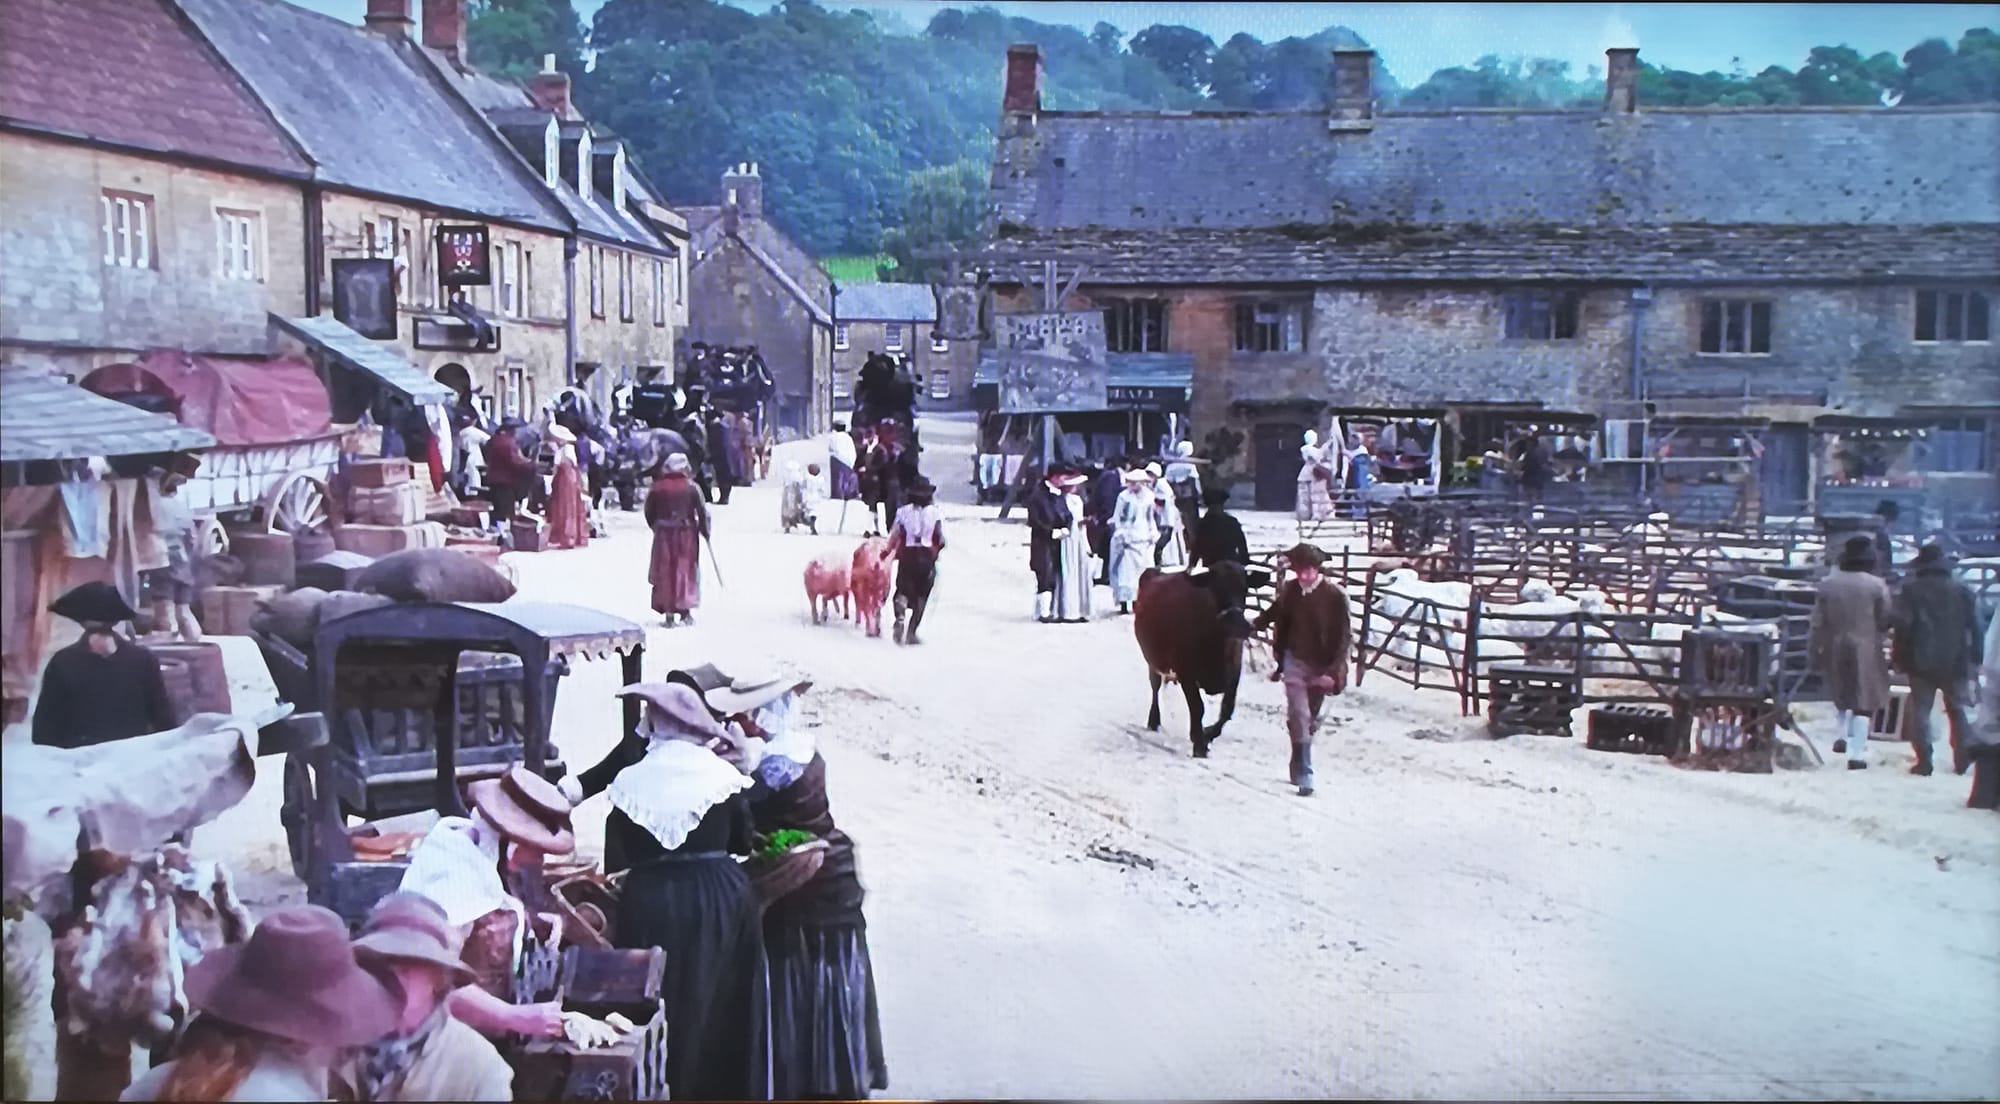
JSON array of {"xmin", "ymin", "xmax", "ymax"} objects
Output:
[
  {"xmin": 994, "ymin": 310, "xmax": 1109, "ymax": 415},
  {"xmin": 435, "ymin": 223, "xmax": 492, "ymax": 287},
  {"xmin": 329, "ymin": 258, "xmax": 398, "ymax": 340}
]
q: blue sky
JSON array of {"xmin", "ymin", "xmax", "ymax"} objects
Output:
[{"xmin": 298, "ymin": 2, "xmax": 1992, "ymax": 87}]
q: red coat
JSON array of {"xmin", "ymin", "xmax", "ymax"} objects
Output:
[
  {"xmin": 482, "ymin": 430, "xmax": 536, "ymax": 488},
  {"xmin": 645, "ymin": 474, "xmax": 708, "ymax": 614}
]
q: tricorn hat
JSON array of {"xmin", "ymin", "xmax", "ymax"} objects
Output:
[
  {"xmin": 49, "ymin": 581, "xmax": 139, "ymax": 626},
  {"xmin": 465, "ymin": 766, "xmax": 575, "ymax": 856},
  {"xmin": 1283, "ymin": 542, "xmax": 1327, "ymax": 569},
  {"xmin": 183, "ymin": 905, "xmax": 400, "ymax": 1049},
  {"xmin": 350, "ymin": 893, "xmax": 477, "ymax": 988}
]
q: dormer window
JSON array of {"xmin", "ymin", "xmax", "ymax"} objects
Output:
[
  {"xmin": 576, "ymin": 130, "xmax": 594, "ymax": 206},
  {"xmin": 542, "ymin": 118, "xmax": 559, "ymax": 188},
  {"xmin": 612, "ymin": 145, "xmax": 628, "ymax": 212}
]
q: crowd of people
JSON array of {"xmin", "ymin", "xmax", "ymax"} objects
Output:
[{"xmin": 110, "ymin": 664, "xmax": 883, "ymax": 1102}]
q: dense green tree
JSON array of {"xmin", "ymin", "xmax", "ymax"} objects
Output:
[
  {"xmin": 879, "ymin": 160, "xmax": 990, "ymax": 283},
  {"xmin": 1129, "ymin": 25, "xmax": 1216, "ymax": 94},
  {"xmin": 1090, "ymin": 21, "xmax": 1123, "ymax": 56},
  {"xmin": 466, "ymin": 0, "xmax": 584, "ymax": 79}
]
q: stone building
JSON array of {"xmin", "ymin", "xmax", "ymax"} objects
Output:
[
  {"xmin": 832, "ymin": 282, "xmax": 978, "ymax": 412},
  {"xmin": 440, "ymin": 55, "xmax": 690, "ymax": 414},
  {"xmin": 0, "ymin": 0, "xmax": 313, "ymax": 380},
  {"xmin": 979, "ymin": 44, "xmax": 2000, "ymax": 510},
  {"xmin": 178, "ymin": 0, "xmax": 577, "ymax": 421},
  {"xmin": 683, "ymin": 164, "xmax": 836, "ymax": 438}
]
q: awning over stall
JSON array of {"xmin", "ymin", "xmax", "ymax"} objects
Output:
[
  {"xmin": 272, "ymin": 313, "xmax": 454, "ymax": 405},
  {"xmin": 0, "ymin": 366, "xmax": 218, "ymax": 462},
  {"xmin": 81, "ymin": 351, "xmax": 333, "ymax": 446}
]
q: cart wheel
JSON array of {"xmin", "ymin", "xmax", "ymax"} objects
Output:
[
  {"xmin": 265, "ymin": 471, "xmax": 330, "ymax": 536},
  {"xmin": 281, "ymin": 752, "xmax": 315, "ymax": 881},
  {"xmin": 197, "ymin": 517, "xmax": 230, "ymax": 558}
]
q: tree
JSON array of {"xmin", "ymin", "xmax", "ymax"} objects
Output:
[
  {"xmin": 1090, "ymin": 21, "xmax": 1123, "ymax": 56},
  {"xmin": 1208, "ymin": 32, "xmax": 1267, "ymax": 107},
  {"xmin": 1901, "ymin": 29, "xmax": 2000, "ymax": 104},
  {"xmin": 879, "ymin": 160, "xmax": 989, "ymax": 283},
  {"xmin": 591, "ymin": 0, "xmax": 754, "ymax": 48},
  {"xmin": 1129, "ymin": 24, "xmax": 1215, "ymax": 94},
  {"xmin": 467, "ymin": 0, "xmax": 584, "ymax": 79}
]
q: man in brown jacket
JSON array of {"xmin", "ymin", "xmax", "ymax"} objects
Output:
[
  {"xmin": 1892, "ymin": 544, "xmax": 1984, "ymax": 776},
  {"xmin": 1253, "ymin": 543, "xmax": 1352, "ymax": 797},
  {"xmin": 1811, "ymin": 535, "xmax": 1894, "ymax": 770}
]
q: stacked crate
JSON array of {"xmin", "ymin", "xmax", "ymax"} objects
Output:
[
  {"xmin": 1673, "ymin": 630, "xmax": 1780, "ymax": 772},
  {"xmin": 336, "ymin": 459, "xmax": 446, "ymax": 557}
]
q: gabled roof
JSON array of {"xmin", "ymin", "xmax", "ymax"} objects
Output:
[
  {"xmin": 988, "ymin": 101, "xmax": 2000, "ymax": 284},
  {"xmin": 834, "ymin": 283, "xmax": 937, "ymax": 323},
  {"xmin": 0, "ymin": 0, "xmax": 308, "ymax": 177},
  {"xmin": 0, "ymin": 366, "xmax": 218, "ymax": 462},
  {"xmin": 737, "ymin": 237, "xmax": 833, "ymax": 327},
  {"xmin": 173, "ymin": 0, "xmax": 566, "ymax": 231}
]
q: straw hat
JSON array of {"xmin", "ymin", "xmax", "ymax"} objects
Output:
[
  {"xmin": 615, "ymin": 681, "xmax": 729, "ymax": 742},
  {"xmin": 49, "ymin": 582, "xmax": 138, "ymax": 626},
  {"xmin": 350, "ymin": 893, "xmax": 477, "ymax": 988},
  {"xmin": 704, "ymin": 669, "xmax": 814, "ymax": 716},
  {"xmin": 182, "ymin": 906, "xmax": 400, "ymax": 1049},
  {"xmin": 465, "ymin": 766, "xmax": 575, "ymax": 856}
]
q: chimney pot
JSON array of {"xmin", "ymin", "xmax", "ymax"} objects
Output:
[
  {"xmin": 1604, "ymin": 47, "xmax": 1640, "ymax": 113},
  {"xmin": 721, "ymin": 162, "xmax": 763, "ymax": 221},
  {"xmin": 364, "ymin": 0, "xmax": 413, "ymax": 34},
  {"xmin": 1003, "ymin": 43, "xmax": 1043, "ymax": 116},
  {"xmin": 1329, "ymin": 48, "xmax": 1376, "ymax": 130},
  {"xmin": 541, "ymin": 53, "xmax": 556, "ymax": 75},
  {"xmin": 422, "ymin": 0, "xmax": 467, "ymax": 63}
]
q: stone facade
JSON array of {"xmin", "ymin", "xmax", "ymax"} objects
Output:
[
  {"xmin": 0, "ymin": 133, "xmax": 308, "ymax": 374},
  {"xmin": 574, "ymin": 240, "xmax": 687, "ymax": 401},
  {"xmin": 687, "ymin": 233, "xmax": 833, "ymax": 438},
  {"xmin": 316, "ymin": 190, "xmax": 568, "ymax": 419},
  {"xmin": 831, "ymin": 319, "xmax": 978, "ymax": 410}
]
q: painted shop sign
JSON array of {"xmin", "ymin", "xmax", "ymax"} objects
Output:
[
  {"xmin": 1106, "ymin": 385, "xmax": 1188, "ymax": 413},
  {"xmin": 994, "ymin": 310, "xmax": 1109, "ymax": 415},
  {"xmin": 435, "ymin": 224, "xmax": 493, "ymax": 287}
]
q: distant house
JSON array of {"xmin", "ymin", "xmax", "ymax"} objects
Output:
[
  {"xmin": 683, "ymin": 163, "xmax": 835, "ymax": 438},
  {"xmin": 832, "ymin": 282, "xmax": 977, "ymax": 412},
  {"xmin": 977, "ymin": 43, "xmax": 2000, "ymax": 513}
]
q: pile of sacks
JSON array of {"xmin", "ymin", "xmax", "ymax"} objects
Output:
[{"xmin": 250, "ymin": 548, "xmax": 519, "ymax": 650}]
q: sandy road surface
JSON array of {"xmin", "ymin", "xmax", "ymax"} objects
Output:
[{"xmin": 174, "ymin": 414, "xmax": 1997, "ymax": 1099}]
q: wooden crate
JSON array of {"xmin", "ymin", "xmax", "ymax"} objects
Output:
[
  {"xmin": 1675, "ymin": 700, "xmax": 1777, "ymax": 773},
  {"xmin": 1585, "ymin": 704, "xmax": 1675, "ymax": 756},
  {"xmin": 1485, "ymin": 664, "xmax": 1581, "ymax": 738},
  {"xmin": 1871, "ymin": 684, "xmax": 1910, "ymax": 742},
  {"xmin": 1679, "ymin": 630, "xmax": 1778, "ymax": 700},
  {"xmin": 504, "ymin": 1003, "xmax": 668, "ymax": 1102}
]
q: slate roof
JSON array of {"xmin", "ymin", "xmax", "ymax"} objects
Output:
[
  {"xmin": 980, "ymin": 222, "xmax": 2000, "ymax": 285},
  {"xmin": 0, "ymin": 0, "xmax": 308, "ymax": 176},
  {"xmin": 738, "ymin": 238, "xmax": 834, "ymax": 326},
  {"xmin": 834, "ymin": 283, "xmax": 937, "ymax": 322},
  {"xmin": 272, "ymin": 314, "xmax": 453, "ymax": 404},
  {"xmin": 174, "ymin": 0, "xmax": 565, "ymax": 231},
  {"xmin": 0, "ymin": 366, "xmax": 218, "ymax": 462},
  {"xmin": 987, "ymin": 104, "xmax": 2000, "ymax": 283}
]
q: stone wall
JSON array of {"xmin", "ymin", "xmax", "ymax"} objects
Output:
[
  {"xmin": 574, "ymin": 241, "xmax": 682, "ymax": 394},
  {"xmin": 0, "ymin": 134, "xmax": 307, "ymax": 359},
  {"xmin": 831, "ymin": 319, "xmax": 978, "ymax": 411}
]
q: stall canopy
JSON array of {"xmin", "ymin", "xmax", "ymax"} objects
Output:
[
  {"xmin": 0, "ymin": 366, "xmax": 217, "ymax": 463},
  {"xmin": 81, "ymin": 350, "xmax": 333, "ymax": 447},
  {"xmin": 975, "ymin": 351, "xmax": 1194, "ymax": 413},
  {"xmin": 272, "ymin": 313, "xmax": 453, "ymax": 405}
]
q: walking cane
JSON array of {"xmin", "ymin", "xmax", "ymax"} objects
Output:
[{"xmin": 702, "ymin": 532, "xmax": 726, "ymax": 588}]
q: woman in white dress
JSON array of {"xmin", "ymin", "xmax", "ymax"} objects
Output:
[
  {"xmin": 1151, "ymin": 465, "xmax": 1188, "ymax": 570},
  {"xmin": 1051, "ymin": 471, "xmax": 1095, "ymax": 622},
  {"xmin": 1296, "ymin": 430, "xmax": 1336, "ymax": 522},
  {"xmin": 1109, "ymin": 468, "xmax": 1162, "ymax": 613}
]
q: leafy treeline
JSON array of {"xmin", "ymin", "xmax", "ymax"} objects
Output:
[{"xmin": 465, "ymin": 1, "xmax": 1999, "ymax": 266}]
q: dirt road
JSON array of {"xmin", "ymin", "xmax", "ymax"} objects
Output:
[{"xmin": 198, "ymin": 414, "xmax": 1998, "ymax": 1099}]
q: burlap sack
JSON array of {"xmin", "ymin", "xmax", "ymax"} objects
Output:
[
  {"xmin": 249, "ymin": 586, "xmax": 330, "ymax": 648},
  {"xmin": 357, "ymin": 549, "xmax": 518, "ymax": 604}
]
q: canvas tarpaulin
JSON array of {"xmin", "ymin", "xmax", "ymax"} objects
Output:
[{"xmin": 82, "ymin": 351, "xmax": 333, "ymax": 447}]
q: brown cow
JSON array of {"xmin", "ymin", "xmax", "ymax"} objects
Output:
[
  {"xmin": 1133, "ymin": 562, "xmax": 1259, "ymax": 757},
  {"xmin": 804, "ymin": 553, "xmax": 852, "ymax": 625},
  {"xmin": 849, "ymin": 536, "xmax": 896, "ymax": 637}
]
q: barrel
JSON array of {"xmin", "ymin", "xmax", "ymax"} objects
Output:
[{"xmin": 230, "ymin": 530, "xmax": 297, "ymax": 588}]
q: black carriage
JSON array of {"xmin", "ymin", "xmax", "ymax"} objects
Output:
[{"xmin": 281, "ymin": 600, "xmax": 646, "ymax": 921}]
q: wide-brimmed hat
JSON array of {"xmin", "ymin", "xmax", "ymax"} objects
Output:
[
  {"xmin": 465, "ymin": 766, "xmax": 575, "ymax": 855},
  {"xmin": 49, "ymin": 581, "xmax": 138, "ymax": 626},
  {"xmin": 1202, "ymin": 485, "xmax": 1231, "ymax": 507},
  {"xmin": 705, "ymin": 669, "xmax": 814, "ymax": 716},
  {"xmin": 1145, "ymin": 462, "xmax": 1164, "ymax": 479},
  {"xmin": 617, "ymin": 681, "xmax": 729, "ymax": 742},
  {"xmin": 350, "ymin": 893, "xmax": 477, "ymax": 988},
  {"xmin": 499, "ymin": 416, "xmax": 527, "ymax": 431},
  {"xmin": 183, "ymin": 905, "xmax": 399, "ymax": 1049},
  {"xmin": 547, "ymin": 424, "xmax": 577, "ymax": 444},
  {"xmin": 1283, "ymin": 543, "xmax": 1327, "ymax": 569},
  {"xmin": 905, "ymin": 476, "xmax": 936, "ymax": 504},
  {"xmin": 1912, "ymin": 543, "xmax": 1950, "ymax": 568},
  {"xmin": 1123, "ymin": 467, "xmax": 1155, "ymax": 485},
  {"xmin": 1174, "ymin": 441, "xmax": 1195, "ymax": 458}
]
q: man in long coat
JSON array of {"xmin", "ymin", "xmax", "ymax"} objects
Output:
[
  {"xmin": 1811, "ymin": 535, "xmax": 1894, "ymax": 770},
  {"xmin": 645, "ymin": 454, "xmax": 710, "ymax": 626},
  {"xmin": 32, "ymin": 582, "xmax": 176, "ymax": 748},
  {"xmin": 1892, "ymin": 543, "xmax": 1984, "ymax": 776},
  {"xmin": 1026, "ymin": 466, "xmax": 1075, "ymax": 623}
]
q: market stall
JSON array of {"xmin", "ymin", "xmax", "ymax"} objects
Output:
[
  {"xmin": 1810, "ymin": 414, "xmax": 1933, "ymax": 534},
  {"xmin": 971, "ymin": 351, "xmax": 1193, "ymax": 502},
  {"xmin": 1645, "ymin": 415, "xmax": 1770, "ymax": 525},
  {"xmin": 1327, "ymin": 407, "xmax": 1446, "ymax": 500}
]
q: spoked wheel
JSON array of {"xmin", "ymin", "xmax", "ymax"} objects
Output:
[
  {"xmin": 281, "ymin": 752, "xmax": 315, "ymax": 881},
  {"xmin": 197, "ymin": 517, "xmax": 230, "ymax": 557},
  {"xmin": 265, "ymin": 471, "xmax": 330, "ymax": 535}
]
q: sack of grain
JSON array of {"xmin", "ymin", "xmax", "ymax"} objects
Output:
[{"xmin": 356, "ymin": 548, "xmax": 518, "ymax": 604}]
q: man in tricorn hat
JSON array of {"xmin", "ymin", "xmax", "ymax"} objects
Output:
[
  {"xmin": 1252, "ymin": 544, "xmax": 1352, "ymax": 797},
  {"xmin": 32, "ymin": 581, "xmax": 176, "ymax": 749},
  {"xmin": 886, "ymin": 475, "xmax": 945, "ymax": 645}
]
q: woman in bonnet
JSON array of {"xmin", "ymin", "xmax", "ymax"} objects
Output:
[
  {"xmin": 566, "ymin": 675, "xmax": 772, "ymax": 1101},
  {"xmin": 709, "ymin": 669, "xmax": 889, "ymax": 1101}
]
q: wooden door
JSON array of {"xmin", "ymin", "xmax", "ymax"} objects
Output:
[{"xmin": 1253, "ymin": 421, "xmax": 1307, "ymax": 511}]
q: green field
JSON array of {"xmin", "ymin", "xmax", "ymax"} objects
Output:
[{"xmin": 821, "ymin": 254, "xmax": 896, "ymax": 284}]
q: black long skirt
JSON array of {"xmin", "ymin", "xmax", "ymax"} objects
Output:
[
  {"xmin": 617, "ymin": 854, "xmax": 772, "ymax": 1102},
  {"xmin": 765, "ymin": 921, "xmax": 889, "ymax": 1100}
]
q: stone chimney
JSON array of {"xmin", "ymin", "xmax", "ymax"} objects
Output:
[
  {"xmin": 422, "ymin": 0, "xmax": 467, "ymax": 64},
  {"xmin": 721, "ymin": 162, "xmax": 762, "ymax": 224},
  {"xmin": 364, "ymin": 0, "xmax": 413, "ymax": 36},
  {"xmin": 1604, "ymin": 48, "xmax": 1640, "ymax": 113},
  {"xmin": 528, "ymin": 54, "xmax": 573, "ymax": 119},
  {"xmin": 1003, "ymin": 44, "xmax": 1043, "ymax": 116},
  {"xmin": 1329, "ymin": 48, "xmax": 1376, "ymax": 131}
]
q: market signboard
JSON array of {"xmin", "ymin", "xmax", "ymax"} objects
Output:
[
  {"xmin": 995, "ymin": 311, "xmax": 1108, "ymax": 414},
  {"xmin": 435, "ymin": 224, "xmax": 493, "ymax": 287}
]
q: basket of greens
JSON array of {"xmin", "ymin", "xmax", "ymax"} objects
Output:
[{"xmin": 745, "ymin": 831, "xmax": 828, "ymax": 909}]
